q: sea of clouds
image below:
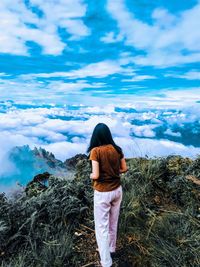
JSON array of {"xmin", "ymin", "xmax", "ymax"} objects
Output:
[
  {"xmin": 0, "ymin": 99, "xmax": 200, "ymax": 193},
  {"xmin": 0, "ymin": 100, "xmax": 200, "ymax": 168}
]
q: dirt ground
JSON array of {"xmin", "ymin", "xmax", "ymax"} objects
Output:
[{"xmin": 73, "ymin": 219, "xmax": 145, "ymax": 267}]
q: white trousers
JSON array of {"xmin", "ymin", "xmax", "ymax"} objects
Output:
[{"xmin": 94, "ymin": 185, "xmax": 123, "ymax": 267}]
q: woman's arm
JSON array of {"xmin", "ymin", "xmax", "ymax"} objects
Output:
[
  {"xmin": 90, "ymin": 160, "xmax": 100, "ymax": 180},
  {"xmin": 119, "ymin": 157, "xmax": 128, "ymax": 173}
]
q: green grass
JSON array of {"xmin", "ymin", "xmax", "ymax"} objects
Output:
[{"xmin": 0, "ymin": 155, "xmax": 200, "ymax": 266}]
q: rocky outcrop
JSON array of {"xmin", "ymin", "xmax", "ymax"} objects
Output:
[
  {"xmin": 25, "ymin": 172, "xmax": 51, "ymax": 197},
  {"xmin": 64, "ymin": 153, "xmax": 88, "ymax": 170}
]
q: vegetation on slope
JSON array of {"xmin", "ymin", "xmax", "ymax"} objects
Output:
[{"xmin": 0, "ymin": 155, "xmax": 200, "ymax": 267}]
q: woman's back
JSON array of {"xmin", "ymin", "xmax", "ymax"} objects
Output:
[{"xmin": 89, "ymin": 144, "xmax": 123, "ymax": 192}]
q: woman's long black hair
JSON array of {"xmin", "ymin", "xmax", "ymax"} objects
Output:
[{"xmin": 87, "ymin": 123, "xmax": 123, "ymax": 157}]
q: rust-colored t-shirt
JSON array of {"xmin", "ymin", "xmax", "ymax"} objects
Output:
[{"xmin": 89, "ymin": 144, "xmax": 124, "ymax": 192}]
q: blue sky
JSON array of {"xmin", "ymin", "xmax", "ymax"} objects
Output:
[{"xmin": 0, "ymin": 0, "xmax": 200, "ymax": 105}]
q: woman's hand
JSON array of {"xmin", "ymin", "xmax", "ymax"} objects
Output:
[
  {"xmin": 90, "ymin": 173, "xmax": 98, "ymax": 180},
  {"xmin": 119, "ymin": 158, "xmax": 128, "ymax": 173}
]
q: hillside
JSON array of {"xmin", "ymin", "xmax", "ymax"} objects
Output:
[{"xmin": 0, "ymin": 154, "xmax": 200, "ymax": 267}]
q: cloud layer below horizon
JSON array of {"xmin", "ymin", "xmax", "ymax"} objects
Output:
[
  {"xmin": 0, "ymin": 101, "xmax": 200, "ymax": 173},
  {"xmin": 0, "ymin": 100, "xmax": 200, "ymax": 193}
]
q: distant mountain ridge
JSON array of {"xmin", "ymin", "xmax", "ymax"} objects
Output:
[{"xmin": 1, "ymin": 145, "xmax": 87, "ymax": 194}]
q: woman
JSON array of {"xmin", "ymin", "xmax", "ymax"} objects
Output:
[{"xmin": 87, "ymin": 123, "xmax": 128, "ymax": 267}]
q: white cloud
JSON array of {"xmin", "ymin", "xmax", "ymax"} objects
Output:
[
  {"xmin": 152, "ymin": 8, "xmax": 177, "ymax": 29},
  {"xmin": 114, "ymin": 136, "xmax": 200, "ymax": 159},
  {"xmin": 19, "ymin": 126, "xmax": 67, "ymax": 142},
  {"xmin": 130, "ymin": 124, "xmax": 156, "ymax": 138},
  {"xmin": 0, "ymin": 78, "xmax": 117, "ymax": 105},
  {"xmin": 100, "ymin": 31, "xmax": 123, "ymax": 43},
  {"xmin": 83, "ymin": 104, "xmax": 115, "ymax": 113},
  {"xmin": 0, "ymin": 0, "xmax": 89, "ymax": 55},
  {"xmin": 20, "ymin": 60, "xmax": 132, "ymax": 79},
  {"xmin": 41, "ymin": 141, "xmax": 87, "ymax": 161},
  {"xmin": 164, "ymin": 128, "xmax": 182, "ymax": 137},
  {"xmin": 0, "ymin": 77, "xmax": 109, "ymax": 104},
  {"xmin": 107, "ymin": 0, "xmax": 159, "ymax": 49},
  {"xmin": 46, "ymin": 80, "xmax": 106, "ymax": 93},
  {"xmin": 0, "ymin": 73, "xmax": 10, "ymax": 77},
  {"xmin": 122, "ymin": 75, "xmax": 156, "ymax": 82},
  {"xmin": 107, "ymin": 0, "xmax": 200, "ymax": 67},
  {"xmin": 39, "ymin": 114, "xmax": 131, "ymax": 139},
  {"xmin": 43, "ymin": 135, "xmax": 200, "ymax": 161},
  {"xmin": 165, "ymin": 70, "xmax": 200, "ymax": 80},
  {"xmin": 129, "ymin": 52, "xmax": 200, "ymax": 68},
  {"xmin": 0, "ymin": 131, "xmax": 38, "ymax": 177},
  {"xmin": 61, "ymin": 19, "xmax": 89, "ymax": 39},
  {"xmin": 30, "ymin": 0, "xmax": 90, "ymax": 38},
  {"xmin": 162, "ymin": 87, "xmax": 200, "ymax": 106}
]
